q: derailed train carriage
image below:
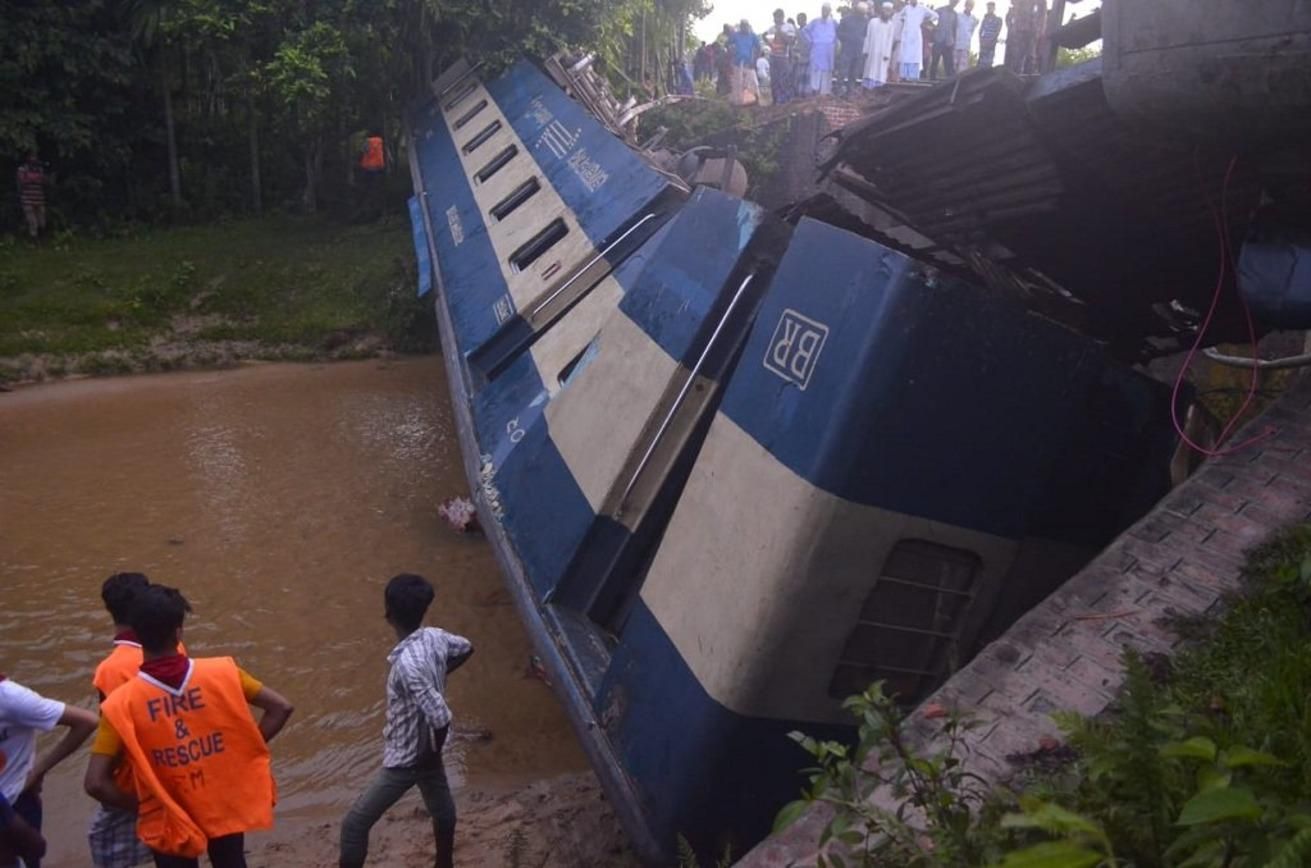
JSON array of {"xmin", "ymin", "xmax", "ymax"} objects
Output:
[{"xmin": 406, "ymin": 58, "xmax": 1181, "ymax": 862}]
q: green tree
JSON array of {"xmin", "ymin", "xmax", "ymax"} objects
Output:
[
  {"xmin": 263, "ymin": 20, "xmax": 354, "ymax": 211},
  {"xmin": 0, "ymin": 0, "xmax": 136, "ymax": 226}
]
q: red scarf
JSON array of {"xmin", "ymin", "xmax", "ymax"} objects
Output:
[
  {"xmin": 113, "ymin": 628, "xmax": 141, "ymax": 644},
  {"xmin": 140, "ymin": 652, "xmax": 190, "ymax": 689}
]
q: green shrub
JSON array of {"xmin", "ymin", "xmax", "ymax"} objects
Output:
[{"xmin": 779, "ymin": 524, "xmax": 1311, "ymax": 868}]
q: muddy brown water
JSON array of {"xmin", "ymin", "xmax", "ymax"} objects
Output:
[{"xmin": 0, "ymin": 358, "xmax": 587, "ymax": 866}]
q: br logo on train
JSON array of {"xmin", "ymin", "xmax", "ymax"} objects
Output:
[{"xmin": 764, "ymin": 309, "xmax": 829, "ymax": 391}]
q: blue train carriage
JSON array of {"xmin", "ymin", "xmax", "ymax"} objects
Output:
[
  {"xmin": 591, "ymin": 217, "xmax": 1182, "ymax": 857},
  {"xmin": 407, "ymin": 58, "xmax": 686, "ymax": 389},
  {"xmin": 408, "ymin": 57, "xmax": 1182, "ymax": 864},
  {"xmin": 407, "ymin": 56, "xmax": 798, "ymax": 861}
]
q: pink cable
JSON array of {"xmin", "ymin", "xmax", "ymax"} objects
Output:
[{"xmin": 1169, "ymin": 156, "xmax": 1277, "ymax": 457}]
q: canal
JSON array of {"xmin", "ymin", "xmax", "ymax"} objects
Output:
[{"xmin": 0, "ymin": 358, "xmax": 589, "ymax": 866}]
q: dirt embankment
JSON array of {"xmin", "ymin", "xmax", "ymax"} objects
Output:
[
  {"xmin": 0, "ymin": 318, "xmax": 394, "ymax": 385},
  {"xmin": 0, "ymin": 216, "xmax": 432, "ymax": 386},
  {"xmin": 252, "ymin": 772, "xmax": 637, "ymax": 868}
]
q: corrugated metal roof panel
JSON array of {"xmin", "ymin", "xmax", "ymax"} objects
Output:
[{"xmin": 817, "ymin": 61, "xmax": 1267, "ymax": 357}]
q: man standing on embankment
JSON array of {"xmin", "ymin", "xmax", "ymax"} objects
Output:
[
  {"xmin": 84, "ymin": 585, "xmax": 294, "ymax": 868},
  {"xmin": 339, "ymin": 573, "xmax": 473, "ymax": 868}
]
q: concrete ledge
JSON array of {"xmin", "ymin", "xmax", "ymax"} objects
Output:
[{"xmin": 740, "ymin": 373, "xmax": 1311, "ymax": 867}]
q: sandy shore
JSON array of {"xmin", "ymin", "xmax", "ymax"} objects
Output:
[{"xmin": 250, "ymin": 772, "xmax": 638, "ymax": 868}]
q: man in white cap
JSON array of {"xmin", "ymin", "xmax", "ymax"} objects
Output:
[
  {"xmin": 954, "ymin": 0, "xmax": 978, "ymax": 73},
  {"xmin": 804, "ymin": 4, "xmax": 839, "ymax": 96},
  {"xmin": 862, "ymin": 2, "xmax": 898, "ymax": 88},
  {"xmin": 894, "ymin": 0, "xmax": 937, "ymax": 81}
]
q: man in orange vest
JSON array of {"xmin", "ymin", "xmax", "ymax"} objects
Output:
[
  {"xmin": 89, "ymin": 573, "xmax": 177, "ymax": 868},
  {"xmin": 84, "ymin": 585, "xmax": 294, "ymax": 868},
  {"xmin": 357, "ymin": 131, "xmax": 386, "ymax": 221},
  {"xmin": 359, "ymin": 133, "xmax": 385, "ymax": 175}
]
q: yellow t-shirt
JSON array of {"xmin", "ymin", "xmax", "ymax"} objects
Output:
[{"xmin": 91, "ymin": 668, "xmax": 264, "ymax": 756}]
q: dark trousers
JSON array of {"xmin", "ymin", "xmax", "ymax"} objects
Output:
[
  {"xmin": 152, "ymin": 834, "xmax": 245, "ymax": 868},
  {"xmin": 9, "ymin": 792, "xmax": 42, "ymax": 868},
  {"xmin": 339, "ymin": 760, "xmax": 456, "ymax": 868},
  {"xmin": 1006, "ymin": 30, "xmax": 1037, "ymax": 72},
  {"xmin": 838, "ymin": 44, "xmax": 864, "ymax": 92},
  {"xmin": 930, "ymin": 42, "xmax": 956, "ymax": 78}
]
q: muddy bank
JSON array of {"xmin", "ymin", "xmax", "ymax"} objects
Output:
[
  {"xmin": 0, "ymin": 215, "xmax": 431, "ymax": 386},
  {"xmin": 0, "ymin": 321, "xmax": 404, "ymax": 385},
  {"xmin": 253, "ymin": 772, "xmax": 636, "ymax": 868}
]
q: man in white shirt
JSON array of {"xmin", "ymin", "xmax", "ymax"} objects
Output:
[
  {"xmin": 862, "ymin": 2, "xmax": 899, "ymax": 88},
  {"xmin": 0, "ymin": 675, "xmax": 97, "ymax": 868},
  {"xmin": 895, "ymin": 0, "xmax": 938, "ymax": 81},
  {"xmin": 339, "ymin": 574, "xmax": 473, "ymax": 868},
  {"xmin": 954, "ymin": 0, "xmax": 978, "ymax": 73}
]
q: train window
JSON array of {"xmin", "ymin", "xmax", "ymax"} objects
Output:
[
  {"xmin": 557, "ymin": 340, "xmax": 596, "ymax": 387},
  {"xmin": 490, "ymin": 178, "xmax": 540, "ymax": 221},
  {"xmin": 443, "ymin": 79, "xmax": 478, "ymax": 112},
  {"xmin": 462, "ymin": 120, "xmax": 502, "ymax": 155},
  {"xmin": 828, "ymin": 540, "xmax": 980, "ymax": 703},
  {"xmin": 475, "ymin": 146, "xmax": 519, "ymax": 184},
  {"xmin": 453, "ymin": 99, "xmax": 489, "ymax": 130},
  {"xmin": 509, "ymin": 219, "xmax": 568, "ymax": 273}
]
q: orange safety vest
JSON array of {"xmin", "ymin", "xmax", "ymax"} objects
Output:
[
  {"xmin": 94, "ymin": 640, "xmax": 188, "ymax": 697},
  {"xmin": 360, "ymin": 136, "xmax": 385, "ymax": 171},
  {"xmin": 101, "ymin": 657, "xmax": 274, "ymax": 857}
]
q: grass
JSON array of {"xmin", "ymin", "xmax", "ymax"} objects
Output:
[
  {"xmin": 1021, "ymin": 523, "xmax": 1311, "ymax": 866},
  {"xmin": 0, "ymin": 214, "xmax": 424, "ymax": 364}
]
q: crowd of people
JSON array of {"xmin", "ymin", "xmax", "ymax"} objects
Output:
[
  {"xmin": 0, "ymin": 572, "xmax": 471, "ymax": 868},
  {"xmin": 690, "ymin": 0, "xmax": 1053, "ymax": 106}
]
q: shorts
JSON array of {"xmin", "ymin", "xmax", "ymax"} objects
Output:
[{"xmin": 89, "ymin": 805, "xmax": 152, "ymax": 868}]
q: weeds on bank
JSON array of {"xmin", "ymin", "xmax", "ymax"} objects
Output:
[
  {"xmin": 675, "ymin": 836, "xmax": 732, "ymax": 867},
  {"xmin": 778, "ymin": 524, "xmax": 1311, "ymax": 867},
  {"xmin": 0, "ymin": 215, "xmax": 429, "ymax": 360}
]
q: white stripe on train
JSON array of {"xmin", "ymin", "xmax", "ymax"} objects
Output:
[
  {"xmin": 640, "ymin": 413, "xmax": 1086, "ymax": 725},
  {"xmin": 438, "ymin": 80, "xmax": 594, "ymax": 317}
]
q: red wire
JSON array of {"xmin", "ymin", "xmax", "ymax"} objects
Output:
[{"xmin": 1169, "ymin": 155, "xmax": 1276, "ymax": 457}]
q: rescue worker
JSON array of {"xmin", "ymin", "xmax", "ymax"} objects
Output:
[
  {"xmin": 84, "ymin": 585, "xmax": 294, "ymax": 868},
  {"xmin": 89, "ymin": 573, "xmax": 176, "ymax": 868},
  {"xmin": 358, "ymin": 132, "xmax": 386, "ymax": 221},
  {"xmin": 358, "ymin": 133, "xmax": 385, "ymax": 175}
]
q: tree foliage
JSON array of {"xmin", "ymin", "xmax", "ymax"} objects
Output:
[{"xmin": 0, "ymin": 0, "xmax": 707, "ymax": 232}]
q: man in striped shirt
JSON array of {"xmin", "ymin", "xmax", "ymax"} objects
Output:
[
  {"xmin": 16, "ymin": 154, "xmax": 47, "ymax": 240},
  {"xmin": 339, "ymin": 574, "xmax": 473, "ymax": 868}
]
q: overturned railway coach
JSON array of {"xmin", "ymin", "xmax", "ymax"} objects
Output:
[{"xmin": 407, "ymin": 58, "xmax": 1183, "ymax": 862}]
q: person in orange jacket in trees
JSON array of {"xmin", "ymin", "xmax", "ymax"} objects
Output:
[
  {"xmin": 84, "ymin": 586, "xmax": 294, "ymax": 868},
  {"xmin": 358, "ymin": 131, "xmax": 386, "ymax": 220}
]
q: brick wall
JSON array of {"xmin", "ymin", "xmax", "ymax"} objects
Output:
[
  {"xmin": 816, "ymin": 101, "xmax": 864, "ymax": 129},
  {"xmin": 740, "ymin": 372, "xmax": 1311, "ymax": 867}
]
